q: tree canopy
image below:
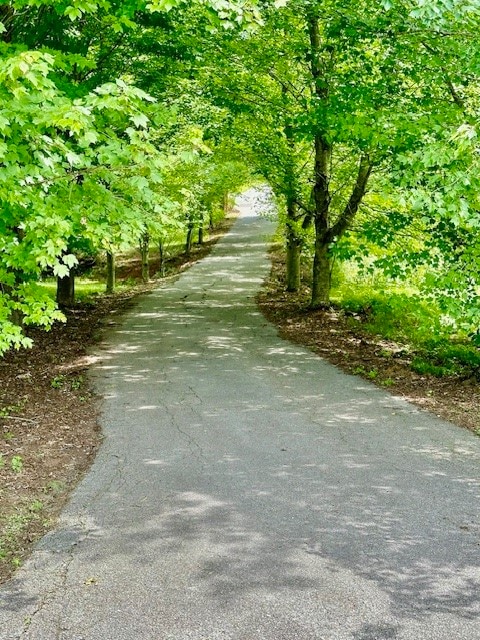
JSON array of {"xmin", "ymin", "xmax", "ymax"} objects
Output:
[{"xmin": 1, "ymin": 0, "xmax": 480, "ymax": 352}]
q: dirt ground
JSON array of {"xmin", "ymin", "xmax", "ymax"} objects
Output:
[{"xmin": 1, "ymin": 229, "xmax": 479, "ymax": 585}]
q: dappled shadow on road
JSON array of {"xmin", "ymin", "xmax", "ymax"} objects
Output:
[
  {"xmin": 76, "ymin": 212, "xmax": 480, "ymax": 633},
  {"xmin": 3, "ymin": 205, "xmax": 479, "ymax": 638}
]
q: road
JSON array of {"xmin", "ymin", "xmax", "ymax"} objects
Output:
[{"xmin": 1, "ymin": 189, "xmax": 479, "ymax": 639}]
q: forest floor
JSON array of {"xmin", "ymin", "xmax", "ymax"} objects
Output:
[{"xmin": 1, "ymin": 224, "xmax": 479, "ymax": 585}]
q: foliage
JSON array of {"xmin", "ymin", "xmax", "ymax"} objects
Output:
[
  {"xmin": 0, "ymin": 48, "xmax": 175, "ymax": 351},
  {"xmin": 1, "ymin": 0, "xmax": 480, "ymax": 357},
  {"xmin": 336, "ymin": 283, "xmax": 480, "ymax": 378},
  {"xmin": 194, "ymin": 0, "xmax": 480, "ymax": 306}
]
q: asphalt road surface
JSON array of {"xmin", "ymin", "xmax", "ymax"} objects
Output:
[{"xmin": 1, "ymin": 190, "xmax": 479, "ymax": 640}]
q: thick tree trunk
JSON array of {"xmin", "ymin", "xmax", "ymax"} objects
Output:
[
  {"xmin": 56, "ymin": 273, "xmax": 75, "ymax": 308},
  {"xmin": 140, "ymin": 232, "xmax": 150, "ymax": 283},
  {"xmin": 311, "ymin": 237, "xmax": 331, "ymax": 308},
  {"xmin": 198, "ymin": 227, "xmax": 204, "ymax": 245},
  {"xmin": 106, "ymin": 251, "xmax": 115, "ymax": 294}
]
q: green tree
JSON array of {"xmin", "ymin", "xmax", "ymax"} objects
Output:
[{"xmin": 198, "ymin": 0, "xmax": 480, "ymax": 307}]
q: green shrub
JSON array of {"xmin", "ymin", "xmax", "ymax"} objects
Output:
[{"xmin": 333, "ymin": 282, "xmax": 480, "ymax": 379}]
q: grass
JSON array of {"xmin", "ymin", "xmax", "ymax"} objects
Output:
[
  {"xmin": 331, "ymin": 282, "xmax": 480, "ymax": 379},
  {"xmin": 0, "ymin": 500, "xmax": 46, "ymax": 569},
  {"xmin": 39, "ymin": 277, "xmax": 115, "ymax": 302}
]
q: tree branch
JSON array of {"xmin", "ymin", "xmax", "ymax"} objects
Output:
[
  {"xmin": 420, "ymin": 40, "xmax": 465, "ymax": 110},
  {"xmin": 328, "ymin": 155, "xmax": 373, "ymax": 242}
]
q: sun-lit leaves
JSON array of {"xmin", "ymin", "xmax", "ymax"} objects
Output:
[
  {"xmin": 0, "ymin": 49, "xmax": 176, "ymax": 352},
  {"xmin": 1, "ymin": 0, "xmax": 480, "ymax": 350}
]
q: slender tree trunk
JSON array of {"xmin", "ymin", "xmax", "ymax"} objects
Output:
[
  {"xmin": 10, "ymin": 309, "xmax": 24, "ymax": 328},
  {"xmin": 311, "ymin": 228, "xmax": 331, "ymax": 308},
  {"xmin": 5, "ymin": 284, "xmax": 24, "ymax": 327},
  {"xmin": 286, "ymin": 240, "xmax": 301, "ymax": 292},
  {"xmin": 286, "ymin": 202, "xmax": 301, "ymax": 292},
  {"xmin": 198, "ymin": 227, "xmax": 204, "ymax": 245},
  {"xmin": 3, "ymin": 280, "xmax": 24, "ymax": 327},
  {"xmin": 140, "ymin": 232, "xmax": 150, "ymax": 283},
  {"xmin": 310, "ymin": 132, "xmax": 332, "ymax": 306},
  {"xmin": 307, "ymin": 13, "xmax": 334, "ymax": 307},
  {"xmin": 223, "ymin": 192, "xmax": 229, "ymax": 215},
  {"xmin": 106, "ymin": 251, "xmax": 115, "ymax": 294},
  {"xmin": 0, "ymin": 5, "xmax": 14, "ymax": 42},
  {"xmin": 158, "ymin": 238, "xmax": 165, "ymax": 277},
  {"xmin": 283, "ymin": 100, "xmax": 302, "ymax": 293},
  {"xmin": 185, "ymin": 224, "xmax": 194, "ymax": 257},
  {"xmin": 56, "ymin": 273, "xmax": 75, "ymax": 307}
]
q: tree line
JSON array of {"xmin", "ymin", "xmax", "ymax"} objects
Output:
[{"xmin": 1, "ymin": 0, "xmax": 480, "ymax": 353}]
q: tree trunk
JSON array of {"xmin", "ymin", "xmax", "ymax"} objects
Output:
[
  {"xmin": 185, "ymin": 224, "xmax": 194, "ymax": 257},
  {"xmin": 311, "ymin": 236, "xmax": 331, "ymax": 308},
  {"xmin": 10, "ymin": 309, "xmax": 24, "ymax": 328},
  {"xmin": 283, "ymin": 106, "xmax": 302, "ymax": 293},
  {"xmin": 0, "ymin": 5, "xmax": 14, "ymax": 42},
  {"xmin": 140, "ymin": 232, "xmax": 150, "ymax": 283},
  {"xmin": 286, "ymin": 239, "xmax": 301, "ymax": 292},
  {"xmin": 307, "ymin": 13, "xmax": 334, "ymax": 308},
  {"xmin": 285, "ymin": 202, "xmax": 301, "ymax": 292},
  {"xmin": 223, "ymin": 192, "xmax": 229, "ymax": 215},
  {"xmin": 310, "ymin": 133, "xmax": 332, "ymax": 307},
  {"xmin": 2, "ymin": 281, "xmax": 24, "ymax": 327},
  {"xmin": 158, "ymin": 238, "xmax": 165, "ymax": 277},
  {"xmin": 56, "ymin": 273, "xmax": 75, "ymax": 308},
  {"xmin": 198, "ymin": 227, "xmax": 204, "ymax": 245},
  {"xmin": 106, "ymin": 251, "xmax": 115, "ymax": 294}
]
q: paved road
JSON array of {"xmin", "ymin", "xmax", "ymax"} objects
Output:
[{"xmin": 1, "ymin": 190, "xmax": 479, "ymax": 640}]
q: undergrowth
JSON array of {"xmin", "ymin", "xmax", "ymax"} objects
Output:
[{"xmin": 332, "ymin": 285, "xmax": 480, "ymax": 379}]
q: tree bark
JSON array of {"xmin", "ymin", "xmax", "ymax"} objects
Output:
[
  {"xmin": 198, "ymin": 227, "xmax": 204, "ymax": 245},
  {"xmin": 0, "ymin": 5, "xmax": 14, "ymax": 43},
  {"xmin": 286, "ymin": 238, "xmax": 301, "ymax": 292},
  {"xmin": 307, "ymin": 13, "xmax": 334, "ymax": 307},
  {"xmin": 185, "ymin": 224, "xmax": 194, "ymax": 257},
  {"xmin": 140, "ymin": 232, "xmax": 150, "ymax": 283},
  {"xmin": 158, "ymin": 238, "xmax": 165, "ymax": 277},
  {"xmin": 310, "ymin": 132, "xmax": 332, "ymax": 306},
  {"xmin": 311, "ymin": 234, "xmax": 331, "ymax": 309},
  {"xmin": 328, "ymin": 154, "xmax": 373, "ymax": 242},
  {"xmin": 56, "ymin": 273, "xmax": 75, "ymax": 308},
  {"xmin": 106, "ymin": 251, "xmax": 115, "ymax": 294},
  {"xmin": 223, "ymin": 192, "xmax": 229, "ymax": 215},
  {"xmin": 282, "ymin": 93, "xmax": 303, "ymax": 293},
  {"xmin": 285, "ymin": 201, "xmax": 301, "ymax": 292}
]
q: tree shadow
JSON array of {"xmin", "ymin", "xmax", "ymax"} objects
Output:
[{"xmin": 2, "ymin": 204, "xmax": 480, "ymax": 639}]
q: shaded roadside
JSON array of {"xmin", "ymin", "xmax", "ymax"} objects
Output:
[
  {"xmin": 0, "ymin": 216, "xmax": 237, "ymax": 584},
  {"xmin": 258, "ymin": 250, "xmax": 480, "ymax": 436}
]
